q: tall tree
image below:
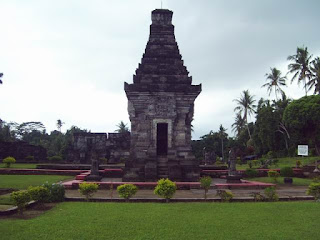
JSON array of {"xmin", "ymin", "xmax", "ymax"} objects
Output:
[
  {"xmin": 308, "ymin": 57, "xmax": 320, "ymax": 95},
  {"xmin": 287, "ymin": 46, "xmax": 313, "ymax": 95},
  {"xmin": 262, "ymin": 67, "xmax": 287, "ymax": 100},
  {"xmin": 231, "ymin": 113, "xmax": 244, "ymax": 137},
  {"xmin": 233, "ymin": 90, "xmax": 256, "ymax": 139},
  {"xmin": 283, "ymin": 95, "xmax": 320, "ymax": 155},
  {"xmin": 116, "ymin": 121, "xmax": 129, "ymax": 133},
  {"xmin": 218, "ymin": 124, "xmax": 227, "ymax": 162},
  {"xmin": 57, "ymin": 119, "xmax": 65, "ymax": 132}
]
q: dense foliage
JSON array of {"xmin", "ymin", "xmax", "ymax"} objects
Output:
[
  {"xmin": 154, "ymin": 178, "xmax": 177, "ymax": 202},
  {"xmin": 79, "ymin": 182, "xmax": 99, "ymax": 201},
  {"xmin": 28, "ymin": 186, "xmax": 50, "ymax": 204},
  {"xmin": 117, "ymin": 184, "xmax": 138, "ymax": 200},
  {"xmin": 307, "ymin": 182, "xmax": 320, "ymax": 200},
  {"xmin": 199, "ymin": 176, "xmax": 212, "ymax": 200},
  {"xmin": 10, "ymin": 190, "xmax": 31, "ymax": 214},
  {"xmin": 2, "ymin": 156, "xmax": 16, "ymax": 168},
  {"xmin": 42, "ymin": 181, "xmax": 66, "ymax": 202}
]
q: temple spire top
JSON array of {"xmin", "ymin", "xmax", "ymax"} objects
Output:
[{"xmin": 151, "ymin": 9, "xmax": 173, "ymax": 25}]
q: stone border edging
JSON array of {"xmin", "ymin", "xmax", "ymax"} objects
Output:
[
  {"xmin": 0, "ymin": 200, "xmax": 37, "ymax": 216},
  {"xmin": 64, "ymin": 195, "xmax": 314, "ymax": 203}
]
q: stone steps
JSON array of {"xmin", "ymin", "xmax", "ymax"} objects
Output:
[{"xmin": 157, "ymin": 157, "xmax": 168, "ymax": 178}]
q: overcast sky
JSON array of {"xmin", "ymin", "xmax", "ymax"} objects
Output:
[{"xmin": 1, "ymin": 0, "xmax": 320, "ymax": 139}]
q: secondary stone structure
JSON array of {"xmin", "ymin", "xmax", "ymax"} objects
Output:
[{"xmin": 124, "ymin": 9, "xmax": 201, "ymax": 181}]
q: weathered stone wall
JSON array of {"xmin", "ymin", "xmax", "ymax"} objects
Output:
[
  {"xmin": 124, "ymin": 9, "xmax": 201, "ymax": 181},
  {"xmin": 69, "ymin": 132, "xmax": 130, "ymax": 164}
]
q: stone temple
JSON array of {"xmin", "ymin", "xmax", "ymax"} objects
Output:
[{"xmin": 124, "ymin": 9, "xmax": 201, "ymax": 181}]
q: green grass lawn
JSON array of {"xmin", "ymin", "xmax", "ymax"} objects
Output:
[
  {"xmin": 237, "ymin": 156, "xmax": 319, "ymax": 170},
  {"xmin": 0, "ymin": 163, "xmax": 38, "ymax": 169},
  {"xmin": 0, "ymin": 175, "xmax": 72, "ymax": 190},
  {"xmin": 247, "ymin": 177, "xmax": 314, "ymax": 186},
  {"xmin": 0, "ymin": 202, "xmax": 320, "ymax": 240}
]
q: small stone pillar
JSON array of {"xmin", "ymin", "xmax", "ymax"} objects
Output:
[{"xmin": 226, "ymin": 149, "xmax": 241, "ymax": 183}]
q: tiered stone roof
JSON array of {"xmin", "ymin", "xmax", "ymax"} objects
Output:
[{"xmin": 125, "ymin": 9, "xmax": 201, "ymax": 93}]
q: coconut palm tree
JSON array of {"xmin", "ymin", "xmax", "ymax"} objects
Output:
[
  {"xmin": 287, "ymin": 46, "xmax": 313, "ymax": 95},
  {"xmin": 262, "ymin": 67, "xmax": 287, "ymax": 100},
  {"xmin": 116, "ymin": 121, "xmax": 129, "ymax": 133},
  {"xmin": 307, "ymin": 57, "xmax": 320, "ymax": 95},
  {"xmin": 231, "ymin": 113, "xmax": 244, "ymax": 137},
  {"xmin": 233, "ymin": 90, "xmax": 256, "ymax": 139}
]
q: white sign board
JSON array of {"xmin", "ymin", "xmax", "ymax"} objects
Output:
[{"xmin": 298, "ymin": 145, "xmax": 308, "ymax": 156}]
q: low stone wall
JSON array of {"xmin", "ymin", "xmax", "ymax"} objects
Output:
[{"xmin": 0, "ymin": 168, "xmax": 85, "ymax": 176}]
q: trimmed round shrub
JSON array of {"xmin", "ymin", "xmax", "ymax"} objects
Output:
[
  {"xmin": 245, "ymin": 168, "xmax": 258, "ymax": 178},
  {"xmin": 280, "ymin": 167, "xmax": 294, "ymax": 177},
  {"xmin": 79, "ymin": 182, "xmax": 99, "ymax": 201},
  {"xmin": 154, "ymin": 178, "xmax": 177, "ymax": 202},
  {"xmin": 117, "ymin": 184, "xmax": 138, "ymax": 200},
  {"xmin": 28, "ymin": 186, "xmax": 50, "ymax": 204},
  {"xmin": 10, "ymin": 190, "xmax": 31, "ymax": 214},
  {"xmin": 42, "ymin": 182, "xmax": 65, "ymax": 202},
  {"xmin": 200, "ymin": 176, "xmax": 212, "ymax": 200},
  {"xmin": 3, "ymin": 156, "xmax": 16, "ymax": 168},
  {"xmin": 307, "ymin": 182, "xmax": 320, "ymax": 200}
]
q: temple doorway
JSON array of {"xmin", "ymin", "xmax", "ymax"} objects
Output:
[{"xmin": 157, "ymin": 123, "xmax": 168, "ymax": 156}]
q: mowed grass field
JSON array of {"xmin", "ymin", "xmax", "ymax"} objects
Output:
[
  {"xmin": 0, "ymin": 163, "xmax": 38, "ymax": 169},
  {"xmin": 247, "ymin": 177, "xmax": 313, "ymax": 186},
  {"xmin": 0, "ymin": 202, "xmax": 319, "ymax": 240},
  {"xmin": 0, "ymin": 175, "xmax": 72, "ymax": 190}
]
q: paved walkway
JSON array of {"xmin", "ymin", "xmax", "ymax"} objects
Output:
[{"xmin": 65, "ymin": 185, "xmax": 310, "ymax": 200}]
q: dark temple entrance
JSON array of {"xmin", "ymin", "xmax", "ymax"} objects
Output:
[{"xmin": 157, "ymin": 123, "xmax": 168, "ymax": 156}]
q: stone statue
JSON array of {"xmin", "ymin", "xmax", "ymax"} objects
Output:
[
  {"xmin": 228, "ymin": 149, "xmax": 237, "ymax": 176},
  {"xmin": 226, "ymin": 148, "xmax": 241, "ymax": 183}
]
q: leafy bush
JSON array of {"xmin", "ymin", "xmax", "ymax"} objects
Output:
[
  {"xmin": 245, "ymin": 168, "xmax": 258, "ymax": 178},
  {"xmin": 200, "ymin": 176, "xmax": 212, "ymax": 200},
  {"xmin": 296, "ymin": 160, "xmax": 302, "ymax": 168},
  {"xmin": 313, "ymin": 176, "xmax": 320, "ymax": 183},
  {"xmin": 268, "ymin": 170, "xmax": 280, "ymax": 183},
  {"xmin": 117, "ymin": 184, "xmax": 138, "ymax": 201},
  {"xmin": 251, "ymin": 192, "xmax": 265, "ymax": 202},
  {"xmin": 267, "ymin": 151, "xmax": 275, "ymax": 159},
  {"xmin": 264, "ymin": 187, "xmax": 279, "ymax": 202},
  {"xmin": 48, "ymin": 155, "xmax": 63, "ymax": 163},
  {"xmin": 79, "ymin": 182, "xmax": 99, "ymax": 201},
  {"xmin": 216, "ymin": 190, "xmax": 233, "ymax": 202},
  {"xmin": 307, "ymin": 182, "xmax": 320, "ymax": 200},
  {"xmin": 3, "ymin": 156, "xmax": 16, "ymax": 168},
  {"xmin": 42, "ymin": 182, "xmax": 65, "ymax": 202},
  {"xmin": 247, "ymin": 161, "xmax": 253, "ymax": 169},
  {"xmin": 252, "ymin": 160, "xmax": 259, "ymax": 167},
  {"xmin": 10, "ymin": 190, "xmax": 31, "ymax": 214},
  {"xmin": 25, "ymin": 155, "xmax": 35, "ymax": 162},
  {"xmin": 28, "ymin": 186, "xmax": 50, "ymax": 205},
  {"xmin": 154, "ymin": 178, "xmax": 177, "ymax": 202},
  {"xmin": 280, "ymin": 167, "xmax": 294, "ymax": 177},
  {"xmin": 216, "ymin": 159, "xmax": 222, "ymax": 165}
]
